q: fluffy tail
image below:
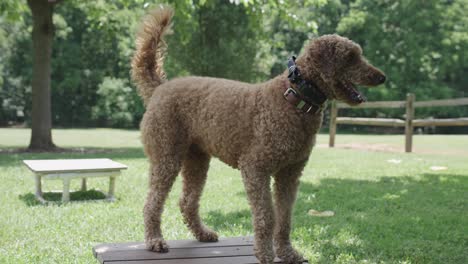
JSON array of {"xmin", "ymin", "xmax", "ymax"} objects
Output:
[{"xmin": 131, "ymin": 6, "xmax": 173, "ymax": 107}]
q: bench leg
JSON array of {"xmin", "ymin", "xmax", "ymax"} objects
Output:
[
  {"xmin": 62, "ymin": 178, "xmax": 71, "ymax": 203},
  {"xmin": 81, "ymin": 178, "xmax": 87, "ymax": 191},
  {"xmin": 108, "ymin": 176, "xmax": 116, "ymax": 200},
  {"xmin": 35, "ymin": 174, "xmax": 42, "ymax": 197},
  {"xmin": 34, "ymin": 174, "xmax": 47, "ymax": 203}
]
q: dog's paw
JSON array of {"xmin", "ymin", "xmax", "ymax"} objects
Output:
[
  {"xmin": 255, "ymin": 244, "xmax": 275, "ymax": 264},
  {"xmin": 276, "ymin": 246, "xmax": 305, "ymax": 264},
  {"xmin": 145, "ymin": 237, "xmax": 169, "ymax": 253},
  {"xmin": 255, "ymin": 253, "xmax": 275, "ymax": 264},
  {"xmin": 196, "ymin": 228, "xmax": 218, "ymax": 242}
]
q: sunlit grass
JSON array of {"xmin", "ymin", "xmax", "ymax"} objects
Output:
[
  {"xmin": 0, "ymin": 128, "xmax": 141, "ymax": 149},
  {"xmin": 0, "ymin": 128, "xmax": 467, "ymax": 263}
]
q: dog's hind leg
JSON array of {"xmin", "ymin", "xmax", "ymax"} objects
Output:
[
  {"xmin": 144, "ymin": 155, "xmax": 183, "ymax": 252},
  {"xmin": 179, "ymin": 145, "xmax": 218, "ymax": 242},
  {"xmin": 273, "ymin": 161, "xmax": 307, "ymax": 263}
]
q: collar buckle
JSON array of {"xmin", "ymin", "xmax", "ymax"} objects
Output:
[
  {"xmin": 284, "ymin": 86, "xmax": 326, "ymax": 114},
  {"xmin": 283, "ymin": 87, "xmax": 297, "ymax": 97},
  {"xmin": 305, "ymin": 105, "xmax": 315, "ymax": 114},
  {"xmin": 305, "ymin": 102, "xmax": 325, "ymax": 114}
]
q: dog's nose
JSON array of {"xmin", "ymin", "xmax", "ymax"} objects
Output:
[{"xmin": 377, "ymin": 74, "xmax": 386, "ymax": 84}]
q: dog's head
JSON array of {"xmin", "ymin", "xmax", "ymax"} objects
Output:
[{"xmin": 298, "ymin": 34, "xmax": 385, "ymax": 105}]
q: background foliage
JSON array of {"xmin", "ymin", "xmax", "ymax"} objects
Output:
[{"xmin": 0, "ymin": 0, "xmax": 467, "ymax": 130}]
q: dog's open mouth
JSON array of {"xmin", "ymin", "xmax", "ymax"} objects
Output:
[{"xmin": 342, "ymin": 82, "xmax": 366, "ymax": 104}]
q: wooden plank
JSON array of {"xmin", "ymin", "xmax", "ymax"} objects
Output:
[
  {"xmin": 329, "ymin": 100, "xmax": 338, "ymax": 147},
  {"xmin": 106, "ymin": 256, "xmax": 260, "ymax": 264},
  {"xmin": 93, "ymin": 237, "xmax": 308, "ymax": 264},
  {"xmin": 93, "ymin": 237, "xmax": 254, "ymax": 256},
  {"xmin": 414, "ymin": 97, "xmax": 468, "ymax": 107},
  {"xmin": 23, "ymin": 159, "xmax": 127, "ymax": 173},
  {"xmin": 98, "ymin": 245, "xmax": 254, "ymax": 262},
  {"xmin": 336, "ymin": 117, "xmax": 405, "ymax": 127},
  {"xmin": 413, "ymin": 118, "xmax": 468, "ymax": 127},
  {"xmin": 405, "ymin": 93, "xmax": 415, "ymax": 153},
  {"xmin": 107, "ymin": 256, "xmax": 302, "ymax": 264},
  {"xmin": 337, "ymin": 100, "xmax": 406, "ymax": 109}
]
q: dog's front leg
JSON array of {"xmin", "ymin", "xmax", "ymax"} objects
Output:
[
  {"xmin": 241, "ymin": 167, "xmax": 275, "ymax": 264},
  {"xmin": 273, "ymin": 161, "xmax": 307, "ymax": 264}
]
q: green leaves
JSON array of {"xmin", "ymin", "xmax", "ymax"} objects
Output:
[
  {"xmin": 336, "ymin": 10, "xmax": 367, "ymax": 34},
  {"xmin": 336, "ymin": 0, "xmax": 467, "ymax": 103},
  {"xmin": 1, "ymin": 0, "xmax": 467, "ymax": 128},
  {"xmin": 0, "ymin": 0, "xmax": 28, "ymax": 22},
  {"xmin": 92, "ymin": 77, "xmax": 143, "ymax": 128}
]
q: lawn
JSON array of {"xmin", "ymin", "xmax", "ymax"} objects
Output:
[{"xmin": 0, "ymin": 128, "xmax": 467, "ymax": 264}]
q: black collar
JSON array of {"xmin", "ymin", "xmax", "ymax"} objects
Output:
[{"xmin": 284, "ymin": 56, "xmax": 328, "ymax": 113}]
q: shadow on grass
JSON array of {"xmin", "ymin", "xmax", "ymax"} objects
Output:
[
  {"xmin": 296, "ymin": 173, "xmax": 468, "ymax": 263},
  {"xmin": 205, "ymin": 209, "xmax": 252, "ymax": 232},
  {"xmin": 19, "ymin": 189, "xmax": 108, "ymax": 206},
  {"xmin": 205, "ymin": 173, "xmax": 467, "ymax": 264},
  {"xmin": 0, "ymin": 147, "xmax": 145, "ymax": 168}
]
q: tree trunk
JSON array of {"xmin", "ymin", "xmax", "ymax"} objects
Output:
[{"xmin": 27, "ymin": 0, "xmax": 56, "ymax": 151}]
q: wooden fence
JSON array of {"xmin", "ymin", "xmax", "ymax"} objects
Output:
[{"xmin": 329, "ymin": 93, "xmax": 468, "ymax": 152}]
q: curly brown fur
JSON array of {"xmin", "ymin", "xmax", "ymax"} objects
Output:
[
  {"xmin": 132, "ymin": 7, "xmax": 385, "ymax": 264},
  {"xmin": 131, "ymin": 5, "xmax": 173, "ymax": 107}
]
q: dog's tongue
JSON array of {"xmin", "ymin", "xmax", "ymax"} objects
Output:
[
  {"xmin": 347, "ymin": 83, "xmax": 366, "ymax": 103},
  {"xmin": 353, "ymin": 90, "xmax": 367, "ymax": 103}
]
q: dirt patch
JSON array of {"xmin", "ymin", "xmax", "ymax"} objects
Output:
[
  {"xmin": 318, "ymin": 143, "xmax": 468, "ymax": 156},
  {"xmin": 317, "ymin": 143, "xmax": 402, "ymax": 153}
]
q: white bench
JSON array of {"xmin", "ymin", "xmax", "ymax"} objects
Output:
[{"xmin": 23, "ymin": 158, "xmax": 127, "ymax": 203}]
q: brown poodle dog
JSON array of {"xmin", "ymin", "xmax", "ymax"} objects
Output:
[{"xmin": 131, "ymin": 6, "xmax": 385, "ymax": 264}]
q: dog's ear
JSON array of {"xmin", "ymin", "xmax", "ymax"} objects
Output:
[
  {"xmin": 340, "ymin": 42, "xmax": 362, "ymax": 66},
  {"xmin": 342, "ymin": 48, "xmax": 358, "ymax": 65},
  {"xmin": 316, "ymin": 37, "xmax": 363, "ymax": 77},
  {"xmin": 307, "ymin": 38, "xmax": 336, "ymax": 81}
]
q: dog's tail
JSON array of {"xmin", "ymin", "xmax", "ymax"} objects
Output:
[{"xmin": 131, "ymin": 6, "xmax": 173, "ymax": 107}]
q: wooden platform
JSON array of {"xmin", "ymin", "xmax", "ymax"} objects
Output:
[{"xmin": 93, "ymin": 237, "xmax": 308, "ymax": 263}]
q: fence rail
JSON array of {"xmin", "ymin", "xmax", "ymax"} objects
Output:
[
  {"xmin": 336, "ymin": 117, "xmax": 405, "ymax": 126},
  {"xmin": 337, "ymin": 101, "xmax": 406, "ymax": 109},
  {"xmin": 329, "ymin": 94, "xmax": 468, "ymax": 152},
  {"xmin": 413, "ymin": 118, "xmax": 468, "ymax": 127}
]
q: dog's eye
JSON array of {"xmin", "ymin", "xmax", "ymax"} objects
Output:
[
  {"xmin": 346, "ymin": 52, "xmax": 359, "ymax": 65},
  {"xmin": 345, "ymin": 52, "xmax": 359, "ymax": 65}
]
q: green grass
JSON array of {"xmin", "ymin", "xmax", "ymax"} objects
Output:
[{"xmin": 0, "ymin": 128, "xmax": 467, "ymax": 264}]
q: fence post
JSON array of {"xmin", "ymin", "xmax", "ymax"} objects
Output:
[
  {"xmin": 329, "ymin": 100, "xmax": 338, "ymax": 147},
  {"xmin": 405, "ymin": 93, "xmax": 415, "ymax": 153}
]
